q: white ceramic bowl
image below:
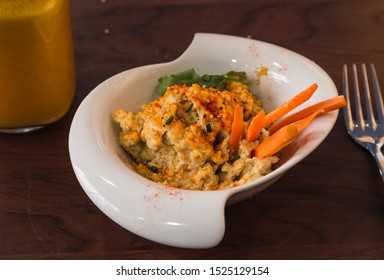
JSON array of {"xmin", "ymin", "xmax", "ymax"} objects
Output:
[{"xmin": 69, "ymin": 33, "xmax": 338, "ymax": 248}]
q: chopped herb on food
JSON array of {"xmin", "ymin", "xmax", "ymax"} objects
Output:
[
  {"xmin": 165, "ymin": 115, "xmax": 174, "ymax": 125},
  {"xmin": 229, "ymin": 155, "xmax": 241, "ymax": 163},
  {"xmin": 148, "ymin": 166, "xmax": 158, "ymax": 173},
  {"xmin": 206, "ymin": 123, "xmax": 213, "ymax": 133},
  {"xmin": 185, "ymin": 103, "xmax": 193, "ymax": 112}
]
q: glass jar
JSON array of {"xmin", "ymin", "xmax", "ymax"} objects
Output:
[{"xmin": 0, "ymin": 0, "xmax": 75, "ymax": 133}]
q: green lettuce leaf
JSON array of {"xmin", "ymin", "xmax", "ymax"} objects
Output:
[{"xmin": 154, "ymin": 69, "xmax": 248, "ymax": 96}]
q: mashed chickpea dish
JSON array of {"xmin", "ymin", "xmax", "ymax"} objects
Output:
[{"xmin": 113, "ymin": 70, "xmax": 279, "ymax": 190}]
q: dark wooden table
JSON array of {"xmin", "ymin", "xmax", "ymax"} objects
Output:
[{"xmin": 1, "ymin": 0, "xmax": 384, "ymax": 260}]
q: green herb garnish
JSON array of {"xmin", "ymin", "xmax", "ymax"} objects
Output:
[
  {"xmin": 148, "ymin": 166, "xmax": 158, "ymax": 173},
  {"xmin": 185, "ymin": 103, "xmax": 193, "ymax": 113},
  {"xmin": 229, "ymin": 155, "xmax": 241, "ymax": 163},
  {"xmin": 165, "ymin": 115, "xmax": 174, "ymax": 125},
  {"xmin": 155, "ymin": 69, "xmax": 248, "ymax": 96},
  {"xmin": 206, "ymin": 123, "xmax": 213, "ymax": 133},
  {"xmin": 223, "ymin": 71, "xmax": 248, "ymax": 84}
]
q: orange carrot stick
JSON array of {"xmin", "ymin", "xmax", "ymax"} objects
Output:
[
  {"xmin": 253, "ymin": 110, "xmax": 322, "ymax": 158},
  {"xmin": 268, "ymin": 95, "xmax": 346, "ymax": 135},
  {"xmin": 289, "ymin": 109, "xmax": 323, "ymax": 133},
  {"xmin": 229, "ymin": 104, "xmax": 244, "ymax": 154},
  {"xmin": 253, "ymin": 125, "xmax": 299, "ymax": 159},
  {"xmin": 262, "ymin": 83, "xmax": 318, "ymax": 128},
  {"xmin": 245, "ymin": 109, "xmax": 265, "ymax": 142}
]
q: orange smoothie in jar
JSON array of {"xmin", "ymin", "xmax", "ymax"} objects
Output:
[{"xmin": 0, "ymin": 0, "xmax": 75, "ymax": 132}]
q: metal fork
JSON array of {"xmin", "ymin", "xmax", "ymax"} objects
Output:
[{"xmin": 342, "ymin": 63, "xmax": 384, "ymax": 182}]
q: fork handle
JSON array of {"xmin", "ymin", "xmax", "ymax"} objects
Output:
[{"xmin": 368, "ymin": 143, "xmax": 384, "ymax": 182}]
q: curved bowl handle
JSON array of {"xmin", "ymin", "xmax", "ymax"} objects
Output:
[{"xmin": 129, "ymin": 186, "xmax": 230, "ymax": 249}]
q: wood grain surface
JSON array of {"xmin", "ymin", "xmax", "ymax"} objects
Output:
[{"xmin": 1, "ymin": 0, "xmax": 384, "ymax": 259}]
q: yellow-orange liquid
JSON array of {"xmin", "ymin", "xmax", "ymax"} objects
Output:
[{"xmin": 0, "ymin": 0, "xmax": 75, "ymax": 130}]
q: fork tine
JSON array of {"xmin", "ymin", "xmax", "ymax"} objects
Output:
[
  {"xmin": 370, "ymin": 63, "xmax": 384, "ymax": 126},
  {"xmin": 361, "ymin": 63, "xmax": 377, "ymax": 130},
  {"xmin": 342, "ymin": 64, "xmax": 354, "ymax": 132},
  {"xmin": 352, "ymin": 64, "xmax": 366, "ymax": 130}
]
